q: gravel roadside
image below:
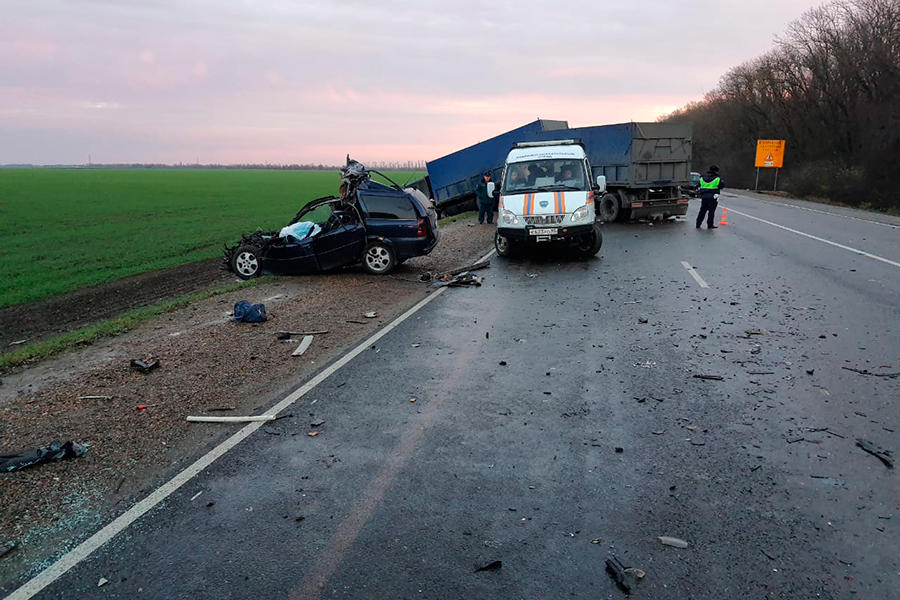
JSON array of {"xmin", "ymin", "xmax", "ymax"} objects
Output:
[{"xmin": 0, "ymin": 215, "xmax": 496, "ymax": 588}]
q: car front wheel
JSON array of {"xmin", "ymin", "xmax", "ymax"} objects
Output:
[
  {"xmin": 231, "ymin": 245, "xmax": 262, "ymax": 280},
  {"xmin": 495, "ymin": 231, "xmax": 518, "ymax": 257},
  {"xmin": 363, "ymin": 241, "xmax": 396, "ymax": 275}
]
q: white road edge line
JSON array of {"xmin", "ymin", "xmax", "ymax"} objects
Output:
[
  {"xmin": 7, "ymin": 245, "xmax": 496, "ymax": 600},
  {"xmin": 681, "ymin": 261, "xmax": 710, "ymax": 288},
  {"xmin": 726, "ymin": 207, "xmax": 900, "ymax": 269},
  {"xmin": 727, "ymin": 192, "xmax": 900, "ymax": 230}
]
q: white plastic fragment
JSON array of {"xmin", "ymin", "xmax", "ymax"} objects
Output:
[
  {"xmin": 292, "ymin": 335, "xmax": 314, "ymax": 357},
  {"xmin": 658, "ymin": 536, "xmax": 689, "ymax": 549}
]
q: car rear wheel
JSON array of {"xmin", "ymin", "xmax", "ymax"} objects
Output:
[
  {"xmin": 231, "ymin": 245, "xmax": 261, "ymax": 280},
  {"xmin": 575, "ymin": 223, "xmax": 603, "ymax": 257},
  {"xmin": 363, "ymin": 241, "xmax": 396, "ymax": 275}
]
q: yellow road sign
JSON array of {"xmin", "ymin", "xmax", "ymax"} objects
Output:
[{"xmin": 755, "ymin": 140, "xmax": 786, "ymax": 168}]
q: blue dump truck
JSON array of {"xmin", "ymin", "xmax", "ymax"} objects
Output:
[{"xmin": 411, "ymin": 120, "xmax": 692, "ymax": 222}]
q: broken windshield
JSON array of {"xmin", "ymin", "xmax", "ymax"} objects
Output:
[{"xmin": 503, "ymin": 159, "xmax": 587, "ymax": 194}]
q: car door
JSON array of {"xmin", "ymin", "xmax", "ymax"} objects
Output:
[
  {"xmin": 263, "ymin": 237, "xmax": 319, "ymax": 273},
  {"xmin": 314, "ymin": 221, "xmax": 366, "ymax": 271}
]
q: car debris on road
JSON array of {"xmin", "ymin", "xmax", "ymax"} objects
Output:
[
  {"xmin": 855, "ymin": 438, "xmax": 894, "ymax": 469},
  {"xmin": 292, "ymin": 336, "xmax": 314, "ymax": 357},
  {"xmin": 1, "ymin": 441, "xmax": 88, "ymax": 472},
  {"xmin": 659, "ymin": 536, "xmax": 689, "ymax": 549},
  {"xmin": 606, "ymin": 556, "xmax": 644, "ymax": 594},
  {"xmin": 130, "ymin": 358, "xmax": 160, "ymax": 373}
]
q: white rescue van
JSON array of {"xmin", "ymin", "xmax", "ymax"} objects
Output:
[{"xmin": 488, "ymin": 140, "xmax": 605, "ymax": 257}]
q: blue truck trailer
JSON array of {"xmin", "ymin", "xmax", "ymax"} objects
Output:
[{"xmin": 412, "ymin": 120, "xmax": 692, "ymax": 222}]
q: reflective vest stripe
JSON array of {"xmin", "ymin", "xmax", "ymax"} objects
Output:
[{"xmin": 700, "ymin": 177, "xmax": 720, "ymax": 189}]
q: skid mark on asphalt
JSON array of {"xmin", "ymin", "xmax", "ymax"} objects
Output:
[
  {"xmin": 681, "ymin": 261, "xmax": 710, "ymax": 288},
  {"xmin": 725, "ymin": 207, "xmax": 900, "ymax": 269},
  {"xmin": 290, "ymin": 280, "xmax": 504, "ymax": 599},
  {"xmin": 726, "ymin": 192, "xmax": 900, "ymax": 230},
  {"xmin": 7, "ymin": 245, "xmax": 497, "ymax": 600}
]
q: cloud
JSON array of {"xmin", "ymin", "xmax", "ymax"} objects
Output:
[{"xmin": 0, "ymin": 0, "xmax": 823, "ymax": 164}]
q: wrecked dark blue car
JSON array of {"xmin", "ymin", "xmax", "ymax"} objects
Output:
[{"xmin": 225, "ymin": 161, "xmax": 440, "ymax": 279}]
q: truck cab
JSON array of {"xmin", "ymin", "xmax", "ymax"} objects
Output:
[{"xmin": 489, "ymin": 140, "xmax": 604, "ymax": 257}]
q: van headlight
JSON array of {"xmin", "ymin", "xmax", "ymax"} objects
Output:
[
  {"xmin": 571, "ymin": 205, "xmax": 591, "ymax": 222},
  {"xmin": 500, "ymin": 209, "xmax": 519, "ymax": 225}
]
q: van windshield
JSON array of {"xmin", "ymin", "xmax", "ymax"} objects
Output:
[{"xmin": 503, "ymin": 160, "xmax": 587, "ymax": 194}]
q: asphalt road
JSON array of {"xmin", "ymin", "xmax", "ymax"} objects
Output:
[{"xmin": 7, "ymin": 193, "xmax": 900, "ymax": 600}]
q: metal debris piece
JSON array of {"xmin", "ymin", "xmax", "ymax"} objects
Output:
[
  {"xmin": 606, "ymin": 557, "xmax": 643, "ymax": 594},
  {"xmin": 856, "ymin": 438, "xmax": 894, "ymax": 469},
  {"xmin": 659, "ymin": 536, "xmax": 689, "ymax": 549},
  {"xmin": 638, "ymin": 317, "xmax": 649, "ymax": 323},
  {"xmin": 278, "ymin": 330, "xmax": 328, "ymax": 339},
  {"xmin": 98, "ymin": 578, "xmax": 108, "ymax": 587},
  {"xmin": 693, "ymin": 374, "xmax": 724, "ymax": 381},
  {"xmin": 842, "ymin": 367, "xmax": 900, "ymax": 378},
  {"xmin": 475, "ymin": 560, "xmax": 502, "ymax": 573},
  {"xmin": 292, "ymin": 335, "xmax": 314, "ymax": 357},
  {"xmin": 130, "ymin": 358, "xmax": 159, "ymax": 373},
  {"xmin": 186, "ymin": 415, "xmax": 276, "ymax": 423},
  {"xmin": 364, "ymin": 312, "xmax": 378, "ymax": 318}
]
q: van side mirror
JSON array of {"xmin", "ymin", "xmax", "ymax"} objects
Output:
[
  {"xmin": 596, "ymin": 175, "xmax": 607, "ymax": 192},
  {"xmin": 486, "ymin": 182, "xmax": 496, "ymax": 197}
]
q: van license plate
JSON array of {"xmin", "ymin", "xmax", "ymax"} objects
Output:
[{"xmin": 529, "ymin": 228, "xmax": 558, "ymax": 236}]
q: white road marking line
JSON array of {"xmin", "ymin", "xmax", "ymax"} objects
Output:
[
  {"xmin": 681, "ymin": 261, "xmax": 709, "ymax": 288},
  {"xmin": 726, "ymin": 192, "xmax": 900, "ymax": 229},
  {"xmin": 726, "ymin": 207, "xmax": 900, "ymax": 269},
  {"xmin": 7, "ymin": 280, "xmax": 462, "ymax": 600}
]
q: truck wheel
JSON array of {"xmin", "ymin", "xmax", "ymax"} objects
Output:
[
  {"xmin": 598, "ymin": 193, "xmax": 620, "ymax": 222},
  {"xmin": 575, "ymin": 223, "xmax": 603, "ymax": 257},
  {"xmin": 363, "ymin": 241, "xmax": 396, "ymax": 275},
  {"xmin": 495, "ymin": 231, "xmax": 518, "ymax": 257},
  {"xmin": 231, "ymin": 245, "xmax": 262, "ymax": 280}
]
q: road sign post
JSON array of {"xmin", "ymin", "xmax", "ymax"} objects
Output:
[{"xmin": 754, "ymin": 140, "xmax": 786, "ymax": 191}]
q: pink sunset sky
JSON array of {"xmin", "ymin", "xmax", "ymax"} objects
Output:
[{"xmin": 2, "ymin": 0, "xmax": 822, "ymax": 165}]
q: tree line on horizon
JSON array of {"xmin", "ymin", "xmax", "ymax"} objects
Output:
[{"xmin": 663, "ymin": 0, "xmax": 899, "ymax": 209}]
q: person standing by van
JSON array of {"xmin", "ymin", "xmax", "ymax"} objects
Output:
[
  {"xmin": 696, "ymin": 165, "xmax": 723, "ymax": 229},
  {"xmin": 476, "ymin": 172, "xmax": 494, "ymax": 224}
]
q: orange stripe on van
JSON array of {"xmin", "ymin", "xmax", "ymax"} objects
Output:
[{"xmin": 559, "ymin": 191, "xmax": 566, "ymax": 214}]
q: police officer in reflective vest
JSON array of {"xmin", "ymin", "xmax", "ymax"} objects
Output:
[{"xmin": 696, "ymin": 165, "xmax": 723, "ymax": 229}]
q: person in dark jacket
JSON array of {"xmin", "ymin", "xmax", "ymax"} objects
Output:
[
  {"xmin": 475, "ymin": 172, "xmax": 494, "ymax": 224},
  {"xmin": 696, "ymin": 165, "xmax": 724, "ymax": 229}
]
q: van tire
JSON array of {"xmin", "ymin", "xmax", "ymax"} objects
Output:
[
  {"xmin": 575, "ymin": 223, "xmax": 603, "ymax": 257},
  {"xmin": 495, "ymin": 231, "xmax": 518, "ymax": 257}
]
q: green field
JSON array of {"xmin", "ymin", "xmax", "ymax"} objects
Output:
[{"xmin": 0, "ymin": 168, "xmax": 423, "ymax": 308}]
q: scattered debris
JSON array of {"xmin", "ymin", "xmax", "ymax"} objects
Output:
[
  {"xmin": 475, "ymin": 560, "xmax": 502, "ymax": 573},
  {"xmin": 855, "ymin": 438, "xmax": 894, "ymax": 469},
  {"xmin": 624, "ymin": 300, "xmax": 641, "ymax": 305},
  {"xmin": 277, "ymin": 330, "xmax": 328, "ymax": 339},
  {"xmin": 294, "ymin": 515, "xmax": 306, "ymax": 523},
  {"xmin": 787, "ymin": 437, "xmax": 805, "ymax": 444},
  {"xmin": 745, "ymin": 329, "xmax": 766, "ymax": 336},
  {"xmin": 437, "ymin": 261, "xmax": 490, "ymax": 280},
  {"xmin": 658, "ymin": 536, "xmax": 689, "ymax": 549},
  {"xmin": 292, "ymin": 335, "xmax": 314, "ymax": 357},
  {"xmin": 364, "ymin": 311, "xmax": 378, "ymax": 318},
  {"xmin": 638, "ymin": 317, "xmax": 649, "ymax": 324},
  {"xmin": 606, "ymin": 557, "xmax": 643, "ymax": 594},
  {"xmin": 499, "ymin": 361, "xmax": 507, "ymax": 366},
  {"xmin": 411, "ymin": 343, "xmax": 420, "ymax": 348},
  {"xmin": 806, "ymin": 369, "xmax": 815, "ymax": 375},
  {"xmin": 233, "ymin": 300, "xmax": 267, "ymax": 323},
  {"xmin": 438, "ymin": 272, "xmax": 484, "ymax": 287},
  {"xmin": 346, "ymin": 320, "xmax": 366, "ymax": 324},
  {"xmin": 206, "ymin": 407, "xmax": 236, "ymax": 412},
  {"xmin": 307, "ymin": 431, "xmax": 320, "ymax": 437},
  {"xmin": 747, "ymin": 371, "xmax": 774, "ymax": 375},
  {"xmin": 615, "ymin": 447, "xmax": 624, "ymax": 453},
  {"xmin": 310, "ymin": 418, "xmax": 326, "ymax": 427},
  {"xmin": 842, "ymin": 367, "xmax": 900, "ymax": 378},
  {"xmin": 1, "ymin": 441, "xmax": 88, "ymax": 472},
  {"xmin": 526, "ymin": 273, "xmax": 539, "ymax": 278},
  {"xmin": 409, "ymin": 398, "xmax": 417, "ymax": 403},
  {"xmin": 206, "ymin": 501, "xmax": 216, "ymax": 507},
  {"xmin": 761, "ymin": 549, "xmax": 777, "ymax": 561},
  {"xmin": 591, "ymin": 538, "xmax": 602, "ymax": 544},
  {"xmin": 0, "ymin": 543, "xmax": 19, "ymax": 561},
  {"xmin": 98, "ymin": 577, "xmax": 108, "ymax": 587},
  {"xmin": 130, "ymin": 358, "xmax": 159, "ymax": 373},
  {"xmin": 690, "ymin": 441, "xmax": 706, "ymax": 446},
  {"xmin": 78, "ymin": 395, "xmax": 112, "ymax": 400},
  {"xmin": 186, "ymin": 415, "xmax": 277, "ymax": 423},
  {"xmin": 9, "ymin": 338, "xmax": 30, "ymax": 346},
  {"xmin": 693, "ymin": 374, "xmax": 724, "ymax": 381},
  {"xmin": 190, "ymin": 491, "xmax": 203, "ymax": 502}
]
